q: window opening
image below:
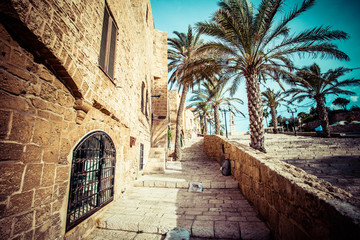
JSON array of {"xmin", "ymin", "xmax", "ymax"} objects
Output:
[
  {"xmin": 145, "ymin": 90, "xmax": 148, "ymax": 117},
  {"xmin": 66, "ymin": 131, "xmax": 116, "ymax": 231},
  {"xmin": 141, "ymin": 82, "xmax": 145, "ymax": 114},
  {"xmin": 139, "ymin": 143, "xmax": 144, "ymax": 170},
  {"xmin": 99, "ymin": 5, "xmax": 118, "ymax": 80}
]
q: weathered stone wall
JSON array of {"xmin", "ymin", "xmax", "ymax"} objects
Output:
[
  {"xmin": 168, "ymin": 89, "xmax": 180, "ymax": 149},
  {"xmin": 151, "ymin": 30, "xmax": 168, "ymax": 149},
  {"xmin": 0, "ymin": 0, "xmax": 167, "ymax": 239},
  {"xmin": 204, "ymin": 135, "xmax": 360, "ymax": 240}
]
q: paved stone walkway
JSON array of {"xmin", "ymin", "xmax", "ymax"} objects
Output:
[
  {"xmin": 86, "ymin": 138, "xmax": 270, "ymax": 239},
  {"xmin": 231, "ymin": 133, "xmax": 360, "ymax": 208}
]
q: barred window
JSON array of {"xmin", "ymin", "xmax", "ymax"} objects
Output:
[
  {"xmin": 66, "ymin": 131, "xmax": 116, "ymax": 231},
  {"xmin": 99, "ymin": 5, "xmax": 117, "ymax": 80}
]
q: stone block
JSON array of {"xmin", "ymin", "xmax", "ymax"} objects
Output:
[
  {"xmin": 134, "ymin": 180, "xmax": 144, "ymax": 187},
  {"xmin": 13, "ymin": 211, "xmax": 34, "ymax": 235},
  {"xmin": 41, "ymin": 164, "xmax": 55, "ymax": 187},
  {"xmin": 196, "ymin": 215, "xmax": 226, "ymax": 221},
  {"xmin": 176, "ymin": 182, "xmax": 189, "ymax": 189},
  {"xmin": 239, "ymin": 220, "xmax": 271, "ymax": 240},
  {"xmin": 214, "ymin": 221, "xmax": 240, "ymax": 239},
  {"xmin": 0, "ymin": 142, "xmax": 24, "ymax": 161},
  {"xmin": 25, "ymin": 5, "xmax": 45, "ymax": 35},
  {"xmin": 154, "ymin": 181, "xmax": 166, "ymax": 188},
  {"xmin": 210, "ymin": 182, "xmax": 225, "ymax": 189},
  {"xmin": 35, "ymin": 205, "xmax": 51, "ymax": 226},
  {"xmin": 0, "ymin": 110, "xmax": 10, "ymax": 139},
  {"xmin": 0, "ymin": 163, "xmax": 25, "ymax": 201},
  {"xmin": 34, "ymin": 220, "xmax": 52, "ymax": 240},
  {"xmin": 144, "ymin": 181, "xmax": 155, "ymax": 187},
  {"xmin": 106, "ymin": 215, "xmax": 141, "ymax": 232},
  {"xmin": 43, "ymin": 147, "xmax": 60, "ymax": 163},
  {"xmin": 0, "ymin": 217, "xmax": 12, "ymax": 240},
  {"xmin": 158, "ymin": 218, "xmax": 177, "ymax": 234},
  {"xmin": 164, "ymin": 181, "xmax": 175, "ymax": 188},
  {"xmin": 201, "ymin": 181, "xmax": 210, "ymax": 189},
  {"xmin": 55, "ymin": 165, "xmax": 70, "ymax": 183},
  {"xmin": 175, "ymin": 220, "xmax": 193, "ymax": 233},
  {"xmin": 34, "ymin": 187, "xmax": 53, "ymax": 207},
  {"xmin": 40, "ymin": 81, "xmax": 57, "ymax": 103},
  {"xmin": 7, "ymin": 191, "xmax": 34, "ymax": 217},
  {"xmin": 33, "ymin": 118, "xmax": 52, "ymax": 146},
  {"xmin": 51, "ymin": 199, "xmax": 63, "ymax": 213},
  {"xmin": 22, "ymin": 144, "xmax": 42, "ymax": 163},
  {"xmin": 31, "ymin": 97, "xmax": 48, "ymax": 110},
  {"xmin": 0, "ymin": 69, "xmax": 27, "ymax": 95},
  {"xmin": 192, "ymin": 220, "xmax": 214, "ymax": 238},
  {"xmin": 0, "ymin": 91, "xmax": 30, "ymax": 112},
  {"xmin": 138, "ymin": 216, "xmax": 159, "ymax": 233},
  {"xmin": 23, "ymin": 163, "xmax": 43, "ymax": 191}
]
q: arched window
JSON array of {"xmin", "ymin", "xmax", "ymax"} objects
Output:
[
  {"xmin": 141, "ymin": 82, "xmax": 145, "ymax": 114},
  {"xmin": 66, "ymin": 131, "xmax": 116, "ymax": 231}
]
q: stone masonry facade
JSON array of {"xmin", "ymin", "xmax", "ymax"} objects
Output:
[{"xmin": 0, "ymin": 0, "xmax": 167, "ymax": 239}]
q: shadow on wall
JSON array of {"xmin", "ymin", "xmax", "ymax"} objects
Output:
[{"xmin": 151, "ymin": 120, "xmax": 168, "ymax": 147}]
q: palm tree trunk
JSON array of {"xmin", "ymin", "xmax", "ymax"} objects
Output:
[
  {"xmin": 214, "ymin": 104, "xmax": 220, "ymax": 135},
  {"xmin": 270, "ymin": 106, "xmax": 278, "ymax": 134},
  {"xmin": 316, "ymin": 97, "xmax": 330, "ymax": 137},
  {"xmin": 174, "ymin": 84, "xmax": 189, "ymax": 161},
  {"xmin": 203, "ymin": 116, "xmax": 208, "ymax": 135},
  {"xmin": 246, "ymin": 74, "xmax": 266, "ymax": 152}
]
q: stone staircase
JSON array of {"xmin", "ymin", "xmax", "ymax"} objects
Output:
[
  {"xmin": 143, "ymin": 148, "xmax": 166, "ymax": 174},
  {"xmin": 87, "ymin": 138, "xmax": 270, "ymax": 240}
]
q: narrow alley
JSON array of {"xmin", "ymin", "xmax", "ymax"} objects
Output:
[{"xmin": 87, "ymin": 138, "xmax": 270, "ymax": 240}]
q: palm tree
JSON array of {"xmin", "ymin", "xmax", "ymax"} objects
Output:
[
  {"xmin": 332, "ymin": 97, "xmax": 350, "ymax": 110},
  {"xmin": 196, "ymin": 0, "xmax": 349, "ymax": 152},
  {"xmin": 285, "ymin": 63, "xmax": 360, "ymax": 137},
  {"xmin": 263, "ymin": 108, "xmax": 270, "ymax": 127},
  {"xmin": 190, "ymin": 78, "xmax": 245, "ymax": 135},
  {"xmin": 188, "ymin": 100, "xmax": 212, "ymax": 135},
  {"xmin": 168, "ymin": 26, "xmax": 220, "ymax": 160},
  {"xmin": 262, "ymin": 88, "xmax": 287, "ymax": 133}
]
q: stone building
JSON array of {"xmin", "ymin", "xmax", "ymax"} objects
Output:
[
  {"xmin": 0, "ymin": 0, "xmax": 167, "ymax": 239},
  {"xmin": 168, "ymin": 89, "xmax": 200, "ymax": 150}
]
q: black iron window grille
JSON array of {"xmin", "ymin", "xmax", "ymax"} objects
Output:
[
  {"xmin": 66, "ymin": 131, "xmax": 116, "ymax": 231},
  {"xmin": 139, "ymin": 143, "xmax": 144, "ymax": 170}
]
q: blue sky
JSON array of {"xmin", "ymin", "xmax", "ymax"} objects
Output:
[{"xmin": 151, "ymin": 0, "xmax": 360, "ymax": 132}]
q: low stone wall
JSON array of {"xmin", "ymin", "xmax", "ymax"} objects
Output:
[{"xmin": 204, "ymin": 135, "xmax": 360, "ymax": 240}]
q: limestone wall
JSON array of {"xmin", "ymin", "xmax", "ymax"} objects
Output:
[
  {"xmin": 0, "ymin": 0, "xmax": 167, "ymax": 239},
  {"xmin": 204, "ymin": 135, "xmax": 360, "ymax": 240}
]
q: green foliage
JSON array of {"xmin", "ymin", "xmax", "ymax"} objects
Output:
[
  {"xmin": 168, "ymin": 129, "xmax": 172, "ymax": 139},
  {"xmin": 332, "ymin": 97, "xmax": 350, "ymax": 110}
]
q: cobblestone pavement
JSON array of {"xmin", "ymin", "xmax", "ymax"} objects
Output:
[
  {"xmin": 231, "ymin": 133, "xmax": 360, "ymax": 207},
  {"xmin": 86, "ymin": 138, "xmax": 270, "ymax": 240}
]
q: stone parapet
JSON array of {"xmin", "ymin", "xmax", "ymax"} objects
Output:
[{"xmin": 203, "ymin": 135, "xmax": 360, "ymax": 240}]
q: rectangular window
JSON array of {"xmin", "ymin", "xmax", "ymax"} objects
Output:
[{"xmin": 99, "ymin": 5, "xmax": 117, "ymax": 80}]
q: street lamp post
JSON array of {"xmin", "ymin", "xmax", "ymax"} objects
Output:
[
  {"xmin": 220, "ymin": 108, "xmax": 230, "ymax": 138},
  {"xmin": 287, "ymin": 108, "xmax": 297, "ymax": 136}
]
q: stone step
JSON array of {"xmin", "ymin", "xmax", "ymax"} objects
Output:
[
  {"xmin": 143, "ymin": 148, "xmax": 166, "ymax": 174},
  {"xmin": 95, "ymin": 187, "xmax": 270, "ymax": 240},
  {"xmin": 85, "ymin": 229, "xmax": 163, "ymax": 240},
  {"xmin": 134, "ymin": 178, "xmax": 239, "ymax": 189}
]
